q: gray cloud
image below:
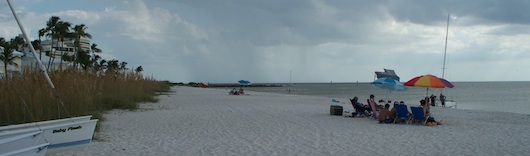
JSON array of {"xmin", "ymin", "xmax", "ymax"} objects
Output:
[{"xmin": 2, "ymin": 0, "xmax": 530, "ymax": 82}]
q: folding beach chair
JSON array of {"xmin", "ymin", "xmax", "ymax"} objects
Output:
[
  {"xmin": 410, "ymin": 106, "xmax": 428, "ymax": 125},
  {"xmin": 350, "ymin": 98, "xmax": 366, "ymax": 117},
  {"xmin": 394, "ymin": 104, "xmax": 411, "ymax": 124}
]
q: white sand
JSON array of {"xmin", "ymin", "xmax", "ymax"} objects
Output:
[{"xmin": 52, "ymin": 86, "xmax": 530, "ymax": 155}]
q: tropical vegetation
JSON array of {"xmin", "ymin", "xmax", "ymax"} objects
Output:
[{"xmin": 0, "ymin": 16, "xmax": 172, "ymax": 126}]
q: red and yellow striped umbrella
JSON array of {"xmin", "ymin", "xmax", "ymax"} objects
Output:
[{"xmin": 404, "ymin": 74, "xmax": 452, "ymax": 88}]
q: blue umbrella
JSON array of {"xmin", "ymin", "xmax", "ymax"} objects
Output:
[
  {"xmin": 371, "ymin": 77, "xmax": 407, "ymax": 91},
  {"xmin": 238, "ymin": 80, "xmax": 251, "ymax": 85}
]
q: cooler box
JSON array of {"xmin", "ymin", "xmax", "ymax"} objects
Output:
[{"xmin": 330, "ymin": 105, "xmax": 343, "ymax": 116}]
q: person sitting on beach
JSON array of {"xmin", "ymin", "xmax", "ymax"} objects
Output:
[
  {"xmin": 420, "ymin": 100, "xmax": 430, "ymax": 116},
  {"xmin": 389, "ymin": 103, "xmax": 397, "ymax": 119},
  {"xmin": 238, "ymin": 87, "xmax": 245, "ymax": 95},
  {"xmin": 378, "ymin": 104, "xmax": 393, "ymax": 123},
  {"xmin": 229, "ymin": 88, "xmax": 238, "ymax": 95},
  {"xmin": 371, "ymin": 98, "xmax": 384, "ymax": 110},
  {"xmin": 420, "ymin": 100, "xmax": 441, "ymax": 125},
  {"xmin": 378, "ymin": 99, "xmax": 386, "ymax": 109},
  {"xmin": 350, "ymin": 97, "xmax": 360, "ymax": 113},
  {"xmin": 351, "ymin": 96, "xmax": 370, "ymax": 116},
  {"xmin": 367, "ymin": 94, "xmax": 378, "ymax": 114}
]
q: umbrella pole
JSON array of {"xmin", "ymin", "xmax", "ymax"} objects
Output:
[{"xmin": 426, "ymin": 88, "xmax": 429, "ymax": 99}]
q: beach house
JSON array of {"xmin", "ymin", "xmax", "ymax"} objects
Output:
[
  {"xmin": 40, "ymin": 35, "xmax": 91, "ymax": 57},
  {"xmin": 0, "ymin": 33, "xmax": 89, "ymax": 76}
]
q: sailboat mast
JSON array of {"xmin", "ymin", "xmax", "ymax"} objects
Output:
[
  {"xmin": 7, "ymin": 0, "xmax": 58, "ymax": 93},
  {"xmin": 442, "ymin": 14, "xmax": 450, "ymax": 79},
  {"xmin": 289, "ymin": 70, "xmax": 292, "ymax": 84}
]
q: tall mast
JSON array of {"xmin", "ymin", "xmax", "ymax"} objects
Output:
[
  {"xmin": 289, "ymin": 70, "xmax": 292, "ymax": 84},
  {"xmin": 7, "ymin": 0, "xmax": 57, "ymax": 91},
  {"xmin": 442, "ymin": 14, "xmax": 449, "ymax": 79},
  {"xmin": 8, "ymin": 0, "xmax": 73, "ymax": 118}
]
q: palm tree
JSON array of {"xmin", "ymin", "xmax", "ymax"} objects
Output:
[
  {"xmin": 77, "ymin": 49, "xmax": 91, "ymax": 70},
  {"xmin": 38, "ymin": 28, "xmax": 47, "ymax": 60},
  {"xmin": 72, "ymin": 24, "xmax": 92, "ymax": 70},
  {"xmin": 45, "ymin": 16, "xmax": 60, "ymax": 70},
  {"xmin": 90, "ymin": 43, "xmax": 102, "ymax": 58},
  {"xmin": 119, "ymin": 62, "xmax": 127, "ymax": 70},
  {"xmin": 135, "ymin": 66, "xmax": 143, "ymax": 73},
  {"xmin": 54, "ymin": 21, "xmax": 72, "ymax": 70},
  {"xmin": 11, "ymin": 36, "xmax": 25, "ymax": 52},
  {"xmin": 106, "ymin": 59, "xmax": 119, "ymax": 73},
  {"xmin": 97, "ymin": 58, "xmax": 107, "ymax": 72},
  {"xmin": 31, "ymin": 39, "xmax": 40, "ymax": 55},
  {"xmin": 89, "ymin": 43, "xmax": 103, "ymax": 71},
  {"xmin": 90, "ymin": 54, "xmax": 101, "ymax": 71},
  {"xmin": 0, "ymin": 37, "xmax": 6, "ymax": 47},
  {"xmin": 0, "ymin": 39, "xmax": 18, "ymax": 78}
]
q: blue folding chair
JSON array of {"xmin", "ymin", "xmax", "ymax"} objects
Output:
[
  {"xmin": 410, "ymin": 106, "xmax": 428, "ymax": 125},
  {"xmin": 394, "ymin": 104, "xmax": 411, "ymax": 124}
]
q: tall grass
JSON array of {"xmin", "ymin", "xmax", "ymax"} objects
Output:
[{"xmin": 0, "ymin": 67, "xmax": 172, "ymax": 126}]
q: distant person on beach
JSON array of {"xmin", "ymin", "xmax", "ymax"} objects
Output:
[
  {"xmin": 420, "ymin": 100, "xmax": 441, "ymax": 125},
  {"xmin": 375, "ymin": 99, "xmax": 386, "ymax": 110},
  {"xmin": 229, "ymin": 88, "xmax": 238, "ymax": 95},
  {"xmin": 378, "ymin": 99, "xmax": 386, "ymax": 107},
  {"xmin": 389, "ymin": 103, "xmax": 397, "ymax": 119},
  {"xmin": 423, "ymin": 96, "xmax": 431, "ymax": 105},
  {"xmin": 378, "ymin": 104, "xmax": 393, "ymax": 123},
  {"xmin": 367, "ymin": 94, "xmax": 379, "ymax": 118},
  {"xmin": 430, "ymin": 94, "xmax": 436, "ymax": 106},
  {"xmin": 368, "ymin": 95, "xmax": 376, "ymax": 108},
  {"xmin": 420, "ymin": 100, "xmax": 430, "ymax": 116},
  {"xmin": 350, "ymin": 97, "xmax": 358, "ymax": 112},
  {"xmin": 351, "ymin": 96, "xmax": 370, "ymax": 116},
  {"xmin": 440, "ymin": 93, "xmax": 446, "ymax": 107},
  {"xmin": 238, "ymin": 87, "xmax": 245, "ymax": 95}
]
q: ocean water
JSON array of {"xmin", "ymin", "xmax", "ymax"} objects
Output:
[{"xmin": 243, "ymin": 82, "xmax": 530, "ymax": 115}]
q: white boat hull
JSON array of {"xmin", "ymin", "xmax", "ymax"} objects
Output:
[
  {"xmin": 445, "ymin": 100, "xmax": 457, "ymax": 108},
  {"xmin": 1, "ymin": 143, "xmax": 48, "ymax": 156},
  {"xmin": 0, "ymin": 119, "xmax": 98, "ymax": 154},
  {"xmin": 0, "ymin": 131, "xmax": 43, "ymax": 154},
  {"xmin": 0, "ymin": 116, "xmax": 92, "ymax": 132}
]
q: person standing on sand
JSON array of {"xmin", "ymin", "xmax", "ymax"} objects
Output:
[
  {"xmin": 430, "ymin": 94, "xmax": 436, "ymax": 106},
  {"xmin": 440, "ymin": 93, "xmax": 446, "ymax": 107}
]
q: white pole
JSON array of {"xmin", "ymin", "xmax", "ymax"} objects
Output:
[
  {"xmin": 442, "ymin": 14, "xmax": 450, "ymax": 79},
  {"xmin": 7, "ymin": 0, "xmax": 58, "ymax": 93}
]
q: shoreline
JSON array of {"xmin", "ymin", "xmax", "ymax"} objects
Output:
[{"xmin": 52, "ymin": 86, "xmax": 530, "ymax": 155}]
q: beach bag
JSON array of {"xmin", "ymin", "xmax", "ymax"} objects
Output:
[
  {"xmin": 426, "ymin": 122, "xmax": 437, "ymax": 126},
  {"xmin": 427, "ymin": 117, "xmax": 436, "ymax": 122}
]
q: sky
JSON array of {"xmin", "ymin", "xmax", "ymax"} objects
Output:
[{"xmin": 1, "ymin": 0, "xmax": 530, "ymax": 83}]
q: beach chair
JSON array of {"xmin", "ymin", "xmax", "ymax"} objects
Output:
[
  {"xmin": 349, "ymin": 99, "xmax": 364, "ymax": 117},
  {"xmin": 394, "ymin": 104, "xmax": 411, "ymax": 124},
  {"xmin": 410, "ymin": 107, "xmax": 428, "ymax": 125}
]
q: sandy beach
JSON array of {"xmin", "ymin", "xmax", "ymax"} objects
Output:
[{"xmin": 52, "ymin": 86, "xmax": 530, "ymax": 155}]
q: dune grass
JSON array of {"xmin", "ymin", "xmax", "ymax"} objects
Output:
[{"xmin": 0, "ymin": 67, "xmax": 172, "ymax": 126}]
